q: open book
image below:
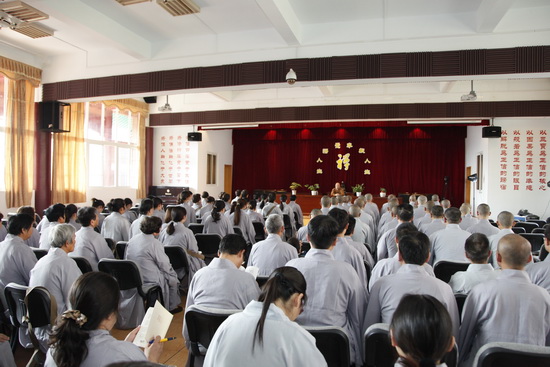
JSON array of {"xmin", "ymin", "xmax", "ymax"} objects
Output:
[{"xmin": 133, "ymin": 300, "xmax": 174, "ymax": 348}]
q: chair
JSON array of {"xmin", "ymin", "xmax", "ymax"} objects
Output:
[
  {"xmin": 185, "ymin": 305, "xmax": 241, "ymax": 367},
  {"xmin": 305, "ymin": 326, "xmax": 350, "ymax": 367},
  {"xmin": 72, "ymin": 256, "xmax": 93, "ymax": 273},
  {"xmin": 514, "ymin": 222, "xmax": 538, "ymax": 233},
  {"xmin": 164, "ymin": 246, "xmax": 190, "ymax": 282},
  {"xmin": 98, "ymin": 259, "xmax": 164, "ymax": 309},
  {"xmin": 195, "ymin": 233, "xmax": 222, "ymax": 264},
  {"xmin": 364, "ymin": 323, "xmax": 458, "ymax": 367},
  {"xmin": 4, "ymin": 283, "xmax": 28, "ymax": 352},
  {"xmin": 473, "ymin": 342, "xmax": 550, "ymax": 367},
  {"xmin": 189, "ymin": 223, "xmax": 204, "ymax": 235},
  {"xmin": 25, "ymin": 286, "xmax": 57, "ymax": 367},
  {"xmin": 252, "ymin": 221, "xmax": 266, "ymax": 242},
  {"xmin": 233, "ymin": 226, "xmax": 244, "ymax": 237},
  {"xmin": 255, "ymin": 276, "xmax": 269, "ymax": 288},
  {"xmin": 31, "ymin": 248, "xmax": 47, "ymax": 260},
  {"xmin": 455, "ymin": 293, "xmax": 468, "ymax": 319},
  {"xmin": 519, "ymin": 233, "xmax": 545, "ymax": 254},
  {"xmin": 528, "ymin": 220, "xmax": 546, "ymax": 228},
  {"xmin": 104, "ymin": 237, "xmax": 116, "ymax": 251},
  {"xmin": 433, "ymin": 261, "xmax": 470, "ymax": 283},
  {"xmin": 532, "ymin": 228, "xmax": 545, "ymax": 234},
  {"xmin": 115, "ymin": 241, "xmax": 128, "ymax": 259},
  {"xmin": 511, "ymin": 227, "xmax": 526, "ymax": 234}
]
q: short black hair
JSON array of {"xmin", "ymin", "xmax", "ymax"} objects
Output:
[
  {"xmin": 308, "ymin": 215, "xmax": 339, "ymax": 250},
  {"xmin": 7, "ymin": 214, "xmax": 34, "ymax": 235},
  {"xmin": 395, "ymin": 222, "xmax": 418, "ymax": 242},
  {"xmin": 431, "ymin": 206, "xmax": 444, "ymax": 218},
  {"xmin": 465, "ymin": 233, "xmax": 490, "ymax": 263},
  {"xmin": 140, "ymin": 216, "xmax": 162, "ymax": 234},
  {"xmin": 77, "ymin": 207, "xmax": 98, "ymax": 227},
  {"xmin": 46, "ymin": 203, "xmax": 66, "ymax": 222},
  {"xmin": 399, "ymin": 232, "xmax": 430, "ymax": 265},
  {"xmin": 397, "ymin": 204, "xmax": 414, "ymax": 222},
  {"xmin": 345, "ymin": 215, "xmax": 356, "ymax": 236},
  {"xmin": 445, "ymin": 207, "xmax": 461, "ymax": 224},
  {"xmin": 219, "ymin": 233, "xmax": 247, "ymax": 255},
  {"xmin": 327, "ymin": 208, "xmax": 349, "ymax": 233},
  {"xmin": 139, "ymin": 198, "xmax": 154, "ymax": 215}
]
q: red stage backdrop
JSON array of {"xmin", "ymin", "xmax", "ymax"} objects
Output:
[{"xmin": 232, "ymin": 126, "xmax": 466, "ymax": 205}]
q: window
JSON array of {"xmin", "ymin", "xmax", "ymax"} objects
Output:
[
  {"xmin": 207, "ymin": 153, "xmax": 217, "ymax": 185},
  {"xmin": 85, "ymin": 102, "xmax": 140, "ymax": 188},
  {"xmin": 0, "ymin": 75, "xmax": 7, "ymax": 190}
]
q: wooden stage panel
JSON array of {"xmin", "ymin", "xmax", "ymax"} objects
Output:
[{"xmin": 293, "ymin": 194, "xmax": 388, "ymax": 215}]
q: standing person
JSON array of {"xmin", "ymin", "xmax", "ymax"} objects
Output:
[
  {"xmin": 288, "ymin": 195, "xmax": 304, "ymax": 228},
  {"xmin": 72, "ymin": 207, "xmax": 114, "ymax": 271},
  {"xmin": 45, "ymin": 272, "xmax": 163, "ymax": 367},
  {"xmin": 204, "ymin": 267, "xmax": 327, "ymax": 367},
  {"xmin": 101, "ymin": 198, "xmax": 130, "ymax": 242},
  {"xmin": 429, "ymin": 208, "xmax": 470, "ymax": 265},
  {"xmin": 245, "ymin": 200, "xmax": 264, "ymax": 224},
  {"xmin": 202, "ymin": 200, "xmax": 234, "ymax": 237},
  {"xmin": 261, "ymin": 193, "xmax": 283, "ymax": 218}
]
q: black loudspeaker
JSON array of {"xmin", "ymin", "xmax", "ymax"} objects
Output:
[
  {"xmin": 38, "ymin": 101, "xmax": 71, "ymax": 132},
  {"xmin": 482, "ymin": 126, "xmax": 502, "ymax": 138},
  {"xmin": 188, "ymin": 132, "xmax": 202, "ymax": 142},
  {"xmin": 143, "ymin": 96, "xmax": 157, "ymax": 104}
]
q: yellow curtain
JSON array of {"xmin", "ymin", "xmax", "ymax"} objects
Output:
[
  {"xmin": 103, "ymin": 99, "xmax": 149, "ymax": 199},
  {"xmin": 52, "ymin": 103, "xmax": 86, "ymax": 203},
  {"xmin": 4, "ymin": 79, "xmax": 36, "ymax": 208},
  {"xmin": 0, "ymin": 56, "xmax": 41, "ymax": 87}
]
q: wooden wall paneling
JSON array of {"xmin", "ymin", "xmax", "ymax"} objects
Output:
[
  {"xmin": 332, "ymin": 55, "xmax": 359, "ymax": 80},
  {"xmin": 459, "ymin": 49, "xmax": 486, "ymax": 75},
  {"xmin": 380, "ymin": 53, "xmax": 407, "ymax": 78},
  {"xmin": 486, "ymin": 48, "xmax": 516, "ymax": 74}
]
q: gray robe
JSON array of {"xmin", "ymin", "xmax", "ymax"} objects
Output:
[
  {"xmin": 129, "ymin": 214, "xmax": 147, "ymax": 239},
  {"xmin": 368, "ymin": 253, "xmax": 435, "ymax": 291},
  {"xmin": 288, "ymin": 201, "xmax": 304, "ymax": 226},
  {"xmin": 248, "ymin": 233, "xmax": 298, "ymax": 277},
  {"xmin": 525, "ymin": 259, "xmax": 550, "ymax": 294},
  {"xmin": 286, "ymin": 249, "xmax": 368, "ymax": 366},
  {"xmin": 488, "ymin": 228, "xmax": 514, "ymax": 268},
  {"xmin": 0, "ymin": 234, "xmax": 37, "ymax": 308},
  {"xmin": 180, "ymin": 202, "xmax": 197, "ymax": 227},
  {"xmin": 0, "ymin": 340, "xmax": 16, "ymax": 367},
  {"xmin": 204, "ymin": 301, "xmax": 327, "ymax": 367},
  {"xmin": 377, "ymin": 227, "xmax": 398, "ymax": 261},
  {"xmin": 101, "ymin": 212, "xmax": 130, "ymax": 242},
  {"xmin": 345, "ymin": 236, "xmax": 374, "ymax": 269},
  {"xmin": 458, "ymin": 270, "xmax": 550, "ymax": 367},
  {"xmin": 72, "ymin": 226, "xmax": 114, "ymax": 271},
  {"xmin": 332, "ymin": 237, "xmax": 368, "ymax": 287},
  {"xmin": 228, "ymin": 211, "xmax": 256, "ymax": 245},
  {"xmin": 466, "ymin": 218, "xmax": 499, "ymax": 237},
  {"xmin": 448, "ymin": 263, "xmax": 498, "ymax": 294},
  {"xmin": 25, "ymin": 229, "xmax": 41, "ymax": 248},
  {"xmin": 202, "ymin": 214, "xmax": 234, "ymax": 238},
  {"xmin": 429, "ymin": 224, "xmax": 470, "ymax": 265},
  {"xmin": 39, "ymin": 222, "xmax": 60, "ymax": 249},
  {"xmin": 459, "ymin": 214, "xmax": 478, "ymax": 230},
  {"xmin": 421, "ymin": 218, "xmax": 446, "ymax": 237}
]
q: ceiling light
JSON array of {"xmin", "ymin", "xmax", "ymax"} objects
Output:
[
  {"xmin": 407, "ymin": 120, "xmax": 483, "ymax": 125},
  {"xmin": 200, "ymin": 124, "xmax": 259, "ymax": 130},
  {"xmin": 0, "ymin": 1, "xmax": 48, "ymax": 22},
  {"xmin": 157, "ymin": 0, "xmax": 200, "ymax": 16},
  {"xmin": 115, "ymin": 0, "xmax": 151, "ymax": 5},
  {"xmin": 158, "ymin": 96, "xmax": 172, "ymax": 112},
  {"xmin": 14, "ymin": 22, "xmax": 54, "ymax": 38},
  {"xmin": 461, "ymin": 80, "xmax": 477, "ymax": 101}
]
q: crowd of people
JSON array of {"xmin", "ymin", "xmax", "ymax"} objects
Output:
[{"xmin": 0, "ymin": 187, "xmax": 549, "ymax": 367}]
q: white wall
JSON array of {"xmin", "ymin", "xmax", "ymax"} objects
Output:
[
  {"xmin": 466, "ymin": 118, "xmax": 550, "ymax": 221},
  {"xmin": 465, "ymin": 126, "xmax": 489, "ymax": 210},
  {"xmin": 197, "ymin": 130, "xmax": 233, "ymax": 196}
]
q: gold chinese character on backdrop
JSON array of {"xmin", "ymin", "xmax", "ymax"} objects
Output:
[
  {"xmin": 364, "ymin": 158, "xmax": 371, "ymax": 164},
  {"xmin": 346, "ymin": 142, "xmax": 353, "ymax": 148},
  {"xmin": 364, "ymin": 169, "xmax": 371, "ymax": 175},
  {"xmin": 334, "ymin": 142, "xmax": 341, "ymax": 149},
  {"xmin": 358, "ymin": 148, "xmax": 365, "ymax": 154},
  {"xmin": 322, "ymin": 148, "xmax": 329, "ymax": 154},
  {"xmin": 337, "ymin": 153, "xmax": 351, "ymax": 171},
  {"xmin": 316, "ymin": 158, "xmax": 323, "ymax": 163},
  {"xmin": 316, "ymin": 169, "xmax": 323, "ymax": 174}
]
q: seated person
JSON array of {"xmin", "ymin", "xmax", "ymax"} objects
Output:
[
  {"xmin": 65, "ymin": 204, "xmax": 81, "ymax": 231},
  {"xmin": 39, "ymin": 203, "xmax": 66, "ymax": 249},
  {"xmin": 525, "ymin": 225, "xmax": 550, "ymax": 293},
  {"xmin": 330, "ymin": 182, "xmax": 345, "ymax": 197},
  {"xmin": 73, "ymin": 207, "xmax": 114, "ymax": 271},
  {"xmin": 466, "ymin": 203, "xmax": 499, "ymax": 237},
  {"xmin": 126, "ymin": 216, "xmax": 181, "ymax": 313},
  {"xmin": 46, "ymin": 272, "xmax": 163, "ymax": 367},
  {"xmin": 202, "ymin": 200, "xmax": 234, "ymax": 237},
  {"xmin": 129, "ymin": 198, "xmax": 155, "ymax": 239},
  {"xmin": 429, "ymin": 207, "xmax": 470, "ymax": 265},
  {"xmin": 391, "ymin": 294, "xmax": 455, "ymax": 367},
  {"xmin": 458, "ymin": 234, "xmax": 550, "ymax": 367},
  {"xmin": 296, "ymin": 209, "xmax": 321, "ymax": 242},
  {"xmin": 204, "ymin": 267, "xmax": 326, "ymax": 367},
  {"xmin": 228, "ymin": 199, "xmax": 256, "ymax": 245},
  {"xmin": 420, "ymin": 205, "xmax": 446, "ymax": 237},
  {"xmin": 18, "ymin": 206, "xmax": 41, "ymax": 248},
  {"xmin": 248, "ymin": 214, "xmax": 297, "ymax": 277},
  {"xmin": 101, "ymin": 198, "xmax": 130, "ymax": 243},
  {"xmin": 345, "ymin": 216, "xmax": 375, "ymax": 269},
  {"xmin": 449, "ymin": 233, "xmax": 497, "ymax": 294}
]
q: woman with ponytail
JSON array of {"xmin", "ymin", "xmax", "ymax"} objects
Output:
[
  {"xmin": 159, "ymin": 206, "xmax": 205, "ymax": 281},
  {"xmin": 202, "ymin": 200, "xmax": 234, "ymax": 237},
  {"xmin": 46, "ymin": 272, "xmax": 163, "ymax": 367},
  {"xmin": 204, "ymin": 266, "xmax": 326, "ymax": 367},
  {"xmin": 390, "ymin": 294, "xmax": 455, "ymax": 367},
  {"xmin": 228, "ymin": 199, "xmax": 256, "ymax": 245},
  {"xmin": 101, "ymin": 198, "xmax": 130, "ymax": 242}
]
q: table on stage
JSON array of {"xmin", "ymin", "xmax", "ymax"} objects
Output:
[{"xmin": 293, "ymin": 194, "xmax": 388, "ymax": 215}]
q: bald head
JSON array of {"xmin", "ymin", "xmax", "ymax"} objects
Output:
[
  {"xmin": 496, "ymin": 211, "xmax": 514, "ymax": 229},
  {"xmin": 441, "ymin": 199, "xmax": 451, "ymax": 209},
  {"xmin": 477, "ymin": 203, "xmax": 491, "ymax": 218},
  {"xmin": 497, "ymin": 234, "xmax": 532, "ymax": 269}
]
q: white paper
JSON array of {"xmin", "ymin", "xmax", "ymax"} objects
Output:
[
  {"xmin": 243, "ymin": 265, "xmax": 259, "ymax": 279},
  {"xmin": 133, "ymin": 300, "xmax": 173, "ymax": 348}
]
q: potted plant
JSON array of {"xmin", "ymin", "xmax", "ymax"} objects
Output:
[
  {"xmin": 352, "ymin": 183, "xmax": 364, "ymax": 197},
  {"xmin": 289, "ymin": 182, "xmax": 302, "ymax": 195},
  {"xmin": 380, "ymin": 187, "xmax": 387, "ymax": 198},
  {"xmin": 305, "ymin": 184, "xmax": 320, "ymax": 196}
]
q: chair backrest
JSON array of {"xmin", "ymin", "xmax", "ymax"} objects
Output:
[
  {"xmin": 115, "ymin": 241, "xmax": 128, "ymax": 259},
  {"xmin": 233, "ymin": 226, "xmax": 244, "ymax": 237},
  {"xmin": 25, "ymin": 286, "xmax": 57, "ymax": 328},
  {"xmin": 305, "ymin": 326, "xmax": 350, "ymax": 367},
  {"xmin": 31, "ymin": 248, "xmax": 48, "ymax": 260},
  {"xmin": 433, "ymin": 261, "xmax": 470, "ymax": 283},
  {"xmin": 188, "ymin": 223, "xmax": 204, "ymax": 235},
  {"xmin": 511, "ymin": 227, "xmax": 526, "ymax": 234},
  {"xmin": 98, "ymin": 259, "xmax": 143, "ymax": 291},
  {"xmin": 185, "ymin": 305, "xmax": 241, "ymax": 357},
  {"xmin": 104, "ymin": 238, "xmax": 116, "ymax": 251},
  {"xmin": 455, "ymin": 293, "xmax": 468, "ymax": 319},
  {"xmin": 255, "ymin": 276, "xmax": 269, "ymax": 288},
  {"xmin": 519, "ymin": 233, "xmax": 545, "ymax": 253},
  {"xmin": 300, "ymin": 241, "xmax": 311, "ymax": 257},
  {"xmin": 528, "ymin": 220, "xmax": 546, "ymax": 228},
  {"xmin": 532, "ymin": 228, "xmax": 545, "ymax": 234},
  {"xmin": 71, "ymin": 256, "xmax": 93, "ymax": 273},
  {"xmin": 515, "ymin": 222, "xmax": 538, "ymax": 233},
  {"xmin": 474, "ymin": 342, "xmax": 550, "ymax": 367},
  {"xmin": 4, "ymin": 283, "xmax": 28, "ymax": 328},
  {"xmin": 252, "ymin": 221, "xmax": 266, "ymax": 242},
  {"xmin": 164, "ymin": 246, "xmax": 190, "ymax": 274},
  {"xmin": 195, "ymin": 233, "xmax": 222, "ymax": 257}
]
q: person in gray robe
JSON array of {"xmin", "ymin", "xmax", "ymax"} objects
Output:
[
  {"xmin": 248, "ymin": 214, "xmax": 297, "ymax": 277},
  {"xmin": 29, "ymin": 224, "xmax": 82, "ymax": 352},
  {"xmin": 228, "ymin": 199, "xmax": 256, "ymax": 245},
  {"xmin": 244, "ymin": 200, "xmax": 264, "ymax": 224},
  {"xmin": 129, "ymin": 198, "xmax": 155, "ymax": 239},
  {"xmin": 459, "ymin": 203, "xmax": 478, "ymax": 230},
  {"xmin": 183, "ymin": 234, "xmax": 260, "ymax": 350},
  {"xmin": 159, "ymin": 206, "xmax": 206, "ymax": 282},
  {"xmin": 466, "ymin": 203, "xmax": 499, "ymax": 237},
  {"xmin": 429, "ymin": 207, "xmax": 470, "ymax": 265},
  {"xmin": 487, "ymin": 210, "xmax": 515, "ymax": 268},
  {"xmin": 288, "ymin": 195, "xmax": 304, "ymax": 227},
  {"xmin": 377, "ymin": 204, "xmax": 415, "ymax": 260},
  {"xmin": 176, "ymin": 191, "xmax": 197, "ymax": 227},
  {"xmin": 0, "ymin": 333, "xmax": 16, "ymax": 367},
  {"xmin": 525, "ymin": 226, "xmax": 550, "ymax": 293},
  {"xmin": 349, "ymin": 204, "xmax": 374, "ymax": 249},
  {"xmin": 365, "ymin": 231, "xmax": 460, "ymax": 339},
  {"xmin": 17, "ymin": 206, "xmax": 41, "ymax": 248},
  {"xmin": 72, "ymin": 206, "xmax": 114, "ymax": 271},
  {"xmin": 126, "ymin": 216, "xmax": 181, "ymax": 313},
  {"xmin": 458, "ymin": 234, "xmax": 550, "ymax": 367},
  {"xmin": 416, "ymin": 200, "xmax": 435, "ymax": 231},
  {"xmin": 420, "ymin": 205, "xmax": 446, "ymax": 236},
  {"xmin": 101, "ymin": 199, "xmax": 131, "ymax": 243},
  {"xmin": 198, "ymin": 196, "xmax": 215, "ymax": 219},
  {"xmin": 202, "ymin": 200, "xmax": 234, "ymax": 237},
  {"xmin": 39, "ymin": 203, "xmax": 66, "ymax": 249},
  {"xmin": 0, "ymin": 214, "xmax": 37, "ymax": 309},
  {"xmin": 286, "ymin": 215, "xmax": 368, "ymax": 366},
  {"xmin": 261, "ymin": 192, "xmax": 283, "ymax": 218},
  {"xmin": 151, "ymin": 196, "xmax": 165, "ymax": 221},
  {"xmin": 345, "ymin": 216, "xmax": 374, "ymax": 269}
]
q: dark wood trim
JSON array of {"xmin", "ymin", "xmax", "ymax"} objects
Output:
[
  {"xmin": 145, "ymin": 127, "xmax": 154, "ymax": 191},
  {"xmin": 149, "ymin": 100, "xmax": 550, "ymax": 126},
  {"xmin": 42, "ymin": 46, "xmax": 550, "ymax": 101},
  {"xmin": 34, "ymin": 106, "xmax": 52, "ymax": 214}
]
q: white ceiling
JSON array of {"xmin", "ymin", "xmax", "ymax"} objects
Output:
[{"xmin": 1, "ymin": 0, "xmax": 549, "ymax": 114}]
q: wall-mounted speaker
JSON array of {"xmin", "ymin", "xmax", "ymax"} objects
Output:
[
  {"xmin": 188, "ymin": 132, "xmax": 202, "ymax": 141},
  {"xmin": 143, "ymin": 96, "xmax": 157, "ymax": 104},
  {"xmin": 482, "ymin": 126, "xmax": 502, "ymax": 138},
  {"xmin": 37, "ymin": 101, "xmax": 71, "ymax": 133}
]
